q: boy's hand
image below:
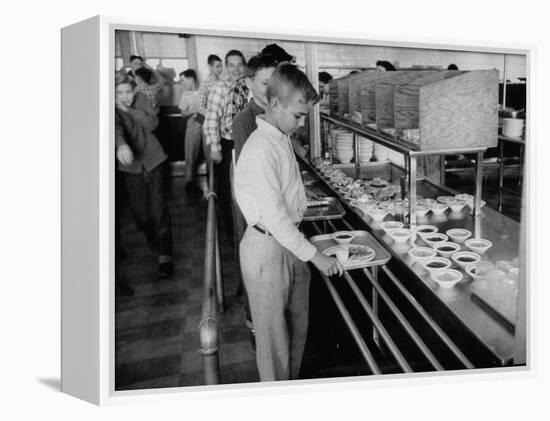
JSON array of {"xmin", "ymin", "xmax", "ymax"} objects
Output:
[
  {"xmin": 116, "ymin": 145, "xmax": 134, "ymax": 166},
  {"xmin": 310, "ymin": 252, "xmax": 344, "ymax": 277},
  {"xmin": 211, "ymin": 150, "xmax": 222, "ymax": 164}
]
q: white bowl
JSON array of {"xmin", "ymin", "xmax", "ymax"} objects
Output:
[
  {"xmin": 381, "ymin": 221, "xmax": 404, "ymax": 234},
  {"xmin": 448, "ymin": 200, "xmax": 466, "ymax": 212},
  {"xmin": 431, "ymin": 203, "xmax": 448, "ymax": 215},
  {"xmin": 422, "ymin": 233, "xmax": 449, "ymax": 247},
  {"xmin": 452, "ymin": 251, "xmax": 481, "ymax": 269},
  {"xmin": 408, "ymin": 246, "xmax": 437, "ymax": 264},
  {"xmin": 446, "ymin": 228, "xmax": 472, "ymax": 243},
  {"xmin": 331, "ymin": 231, "xmax": 356, "ymax": 245},
  {"xmin": 418, "ymin": 198, "xmax": 438, "ymax": 208},
  {"xmin": 389, "ymin": 228, "xmax": 412, "ymax": 243},
  {"xmin": 432, "ymin": 242, "xmax": 461, "ymax": 258},
  {"xmin": 465, "ymin": 262, "xmax": 494, "ymax": 281},
  {"xmin": 415, "ymin": 204, "xmax": 430, "ymax": 217},
  {"xmin": 455, "ymin": 193, "xmax": 473, "ymax": 202},
  {"xmin": 416, "ymin": 225, "xmax": 439, "ymax": 237},
  {"xmin": 422, "ymin": 257, "xmax": 452, "ymax": 273},
  {"xmin": 436, "ymin": 196, "xmax": 455, "ymax": 204},
  {"xmin": 368, "ymin": 208, "xmax": 388, "ymax": 221},
  {"xmin": 431, "ymin": 269, "xmax": 463, "ymax": 289},
  {"xmin": 465, "ymin": 238, "xmax": 493, "ymax": 254}
]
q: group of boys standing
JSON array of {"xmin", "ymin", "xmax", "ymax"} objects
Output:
[{"xmin": 115, "ymin": 44, "xmax": 343, "ymax": 383}]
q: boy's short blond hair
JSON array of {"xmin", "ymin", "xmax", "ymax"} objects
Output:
[{"xmin": 266, "ymin": 64, "xmax": 320, "ymax": 106}]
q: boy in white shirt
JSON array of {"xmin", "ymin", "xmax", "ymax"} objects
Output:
[{"xmin": 234, "ymin": 65, "xmax": 343, "ymax": 381}]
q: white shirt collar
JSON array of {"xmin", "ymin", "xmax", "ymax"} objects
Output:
[{"xmin": 255, "ymin": 116, "xmax": 286, "ymax": 144}]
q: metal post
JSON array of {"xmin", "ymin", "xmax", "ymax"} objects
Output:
[
  {"xmin": 498, "ymin": 138, "xmax": 504, "ymax": 212},
  {"xmin": 474, "ymin": 151, "xmax": 484, "ymax": 218},
  {"xmin": 440, "ymin": 154, "xmax": 446, "ymax": 186},
  {"xmin": 305, "ymin": 43, "xmax": 321, "ymax": 161},
  {"xmin": 409, "ymin": 155, "xmax": 417, "ymax": 228},
  {"xmin": 354, "ymin": 132, "xmax": 360, "ymax": 178}
]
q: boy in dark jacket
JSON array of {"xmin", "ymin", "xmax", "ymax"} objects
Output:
[{"xmin": 115, "ymin": 75, "xmax": 173, "ymax": 278}]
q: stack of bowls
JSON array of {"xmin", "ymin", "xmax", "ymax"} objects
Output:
[
  {"xmin": 358, "ymin": 136, "xmax": 373, "ymax": 163},
  {"xmin": 373, "ymin": 143, "xmax": 389, "ymax": 161},
  {"xmin": 334, "ymin": 131, "xmax": 354, "ymax": 164}
]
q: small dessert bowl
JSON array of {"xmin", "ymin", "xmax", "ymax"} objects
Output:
[
  {"xmin": 464, "ymin": 238, "xmax": 493, "ymax": 254},
  {"xmin": 431, "ymin": 203, "xmax": 448, "ymax": 215},
  {"xmin": 415, "ymin": 204, "xmax": 430, "ymax": 217},
  {"xmin": 452, "ymin": 251, "xmax": 481, "ymax": 269},
  {"xmin": 431, "ymin": 269, "xmax": 463, "ymax": 289},
  {"xmin": 408, "ymin": 247, "xmax": 437, "ymax": 264},
  {"xmin": 449, "ymin": 200, "xmax": 466, "ymax": 212},
  {"xmin": 432, "ymin": 242, "xmax": 462, "ymax": 258},
  {"xmin": 381, "ymin": 221, "xmax": 404, "ymax": 234},
  {"xmin": 415, "ymin": 225, "xmax": 439, "ymax": 237},
  {"xmin": 436, "ymin": 196, "xmax": 455, "ymax": 204},
  {"xmin": 331, "ymin": 231, "xmax": 356, "ymax": 245},
  {"xmin": 389, "ymin": 228, "xmax": 412, "ymax": 243},
  {"xmin": 422, "ymin": 233, "xmax": 449, "ymax": 247},
  {"xmin": 446, "ymin": 228, "xmax": 472, "ymax": 243},
  {"xmin": 422, "ymin": 257, "xmax": 452, "ymax": 273},
  {"xmin": 418, "ymin": 198, "xmax": 438, "ymax": 208},
  {"xmin": 455, "ymin": 193, "xmax": 473, "ymax": 202},
  {"xmin": 368, "ymin": 208, "xmax": 388, "ymax": 222}
]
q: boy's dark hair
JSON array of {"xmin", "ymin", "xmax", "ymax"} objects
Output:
[
  {"xmin": 447, "ymin": 63, "xmax": 459, "ymax": 70},
  {"xmin": 225, "ymin": 49, "xmax": 246, "ymax": 66},
  {"xmin": 261, "ymin": 43, "xmax": 294, "ymax": 64},
  {"xmin": 245, "ymin": 54, "xmax": 277, "ymax": 78},
  {"xmin": 318, "ymin": 71, "xmax": 333, "ymax": 84},
  {"xmin": 134, "ymin": 67, "xmax": 153, "ymax": 84},
  {"xmin": 267, "ymin": 64, "xmax": 320, "ymax": 106},
  {"xmin": 207, "ymin": 54, "xmax": 222, "ymax": 66},
  {"xmin": 376, "ymin": 60, "xmax": 396, "ymax": 71},
  {"xmin": 179, "ymin": 69, "xmax": 198, "ymax": 84},
  {"xmin": 115, "ymin": 74, "xmax": 137, "ymax": 88},
  {"xmin": 129, "ymin": 55, "xmax": 144, "ymax": 63}
]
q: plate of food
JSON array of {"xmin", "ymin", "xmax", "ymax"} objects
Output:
[{"xmin": 323, "ymin": 244, "xmax": 375, "ymax": 265}]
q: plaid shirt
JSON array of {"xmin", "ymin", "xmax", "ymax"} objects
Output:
[
  {"xmin": 220, "ymin": 78, "xmax": 250, "ymax": 140},
  {"xmin": 203, "ymin": 79, "xmax": 232, "ymax": 152},
  {"xmin": 197, "ymin": 74, "xmax": 219, "ymax": 116},
  {"xmin": 136, "ymin": 81, "xmax": 163, "ymax": 114}
]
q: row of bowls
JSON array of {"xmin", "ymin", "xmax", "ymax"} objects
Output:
[{"xmin": 380, "ymin": 223, "xmax": 493, "ymax": 289}]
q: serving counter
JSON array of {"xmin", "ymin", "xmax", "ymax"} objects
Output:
[{"xmin": 299, "ymin": 154, "xmax": 523, "ymax": 368}]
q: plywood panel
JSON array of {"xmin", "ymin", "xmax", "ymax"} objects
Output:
[
  {"xmin": 374, "ymin": 71, "xmax": 434, "ymax": 129},
  {"xmin": 419, "ymin": 70, "xmax": 498, "ymax": 150},
  {"xmin": 359, "ymin": 72, "xmax": 398, "ymax": 125},
  {"xmin": 394, "ymin": 70, "xmax": 464, "ymax": 130},
  {"xmin": 348, "ymin": 70, "xmax": 376, "ymax": 123}
]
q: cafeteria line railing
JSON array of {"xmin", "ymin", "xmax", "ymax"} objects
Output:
[
  {"xmin": 309, "ymin": 218, "xmax": 474, "ymax": 373},
  {"xmin": 199, "ymin": 159, "xmax": 224, "ymax": 385}
]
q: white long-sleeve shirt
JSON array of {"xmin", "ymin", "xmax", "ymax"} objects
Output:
[{"xmin": 234, "ymin": 116, "xmax": 317, "ymax": 262}]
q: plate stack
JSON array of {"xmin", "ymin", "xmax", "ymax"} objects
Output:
[
  {"xmin": 334, "ymin": 131, "xmax": 354, "ymax": 164},
  {"xmin": 373, "ymin": 144, "xmax": 389, "ymax": 162},
  {"xmin": 358, "ymin": 136, "xmax": 373, "ymax": 163}
]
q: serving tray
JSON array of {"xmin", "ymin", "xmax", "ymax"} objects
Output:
[
  {"xmin": 303, "ymin": 197, "xmax": 346, "ymax": 221},
  {"xmin": 309, "ymin": 230, "xmax": 391, "ymax": 270}
]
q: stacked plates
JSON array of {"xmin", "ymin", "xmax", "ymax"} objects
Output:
[
  {"xmin": 334, "ymin": 131, "xmax": 354, "ymax": 164},
  {"xmin": 358, "ymin": 136, "xmax": 373, "ymax": 163},
  {"xmin": 373, "ymin": 144, "xmax": 389, "ymax": 161}
]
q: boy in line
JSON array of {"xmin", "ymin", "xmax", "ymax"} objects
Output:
[
  {"xmin": 203, "ymin": 49, "xmax": 246, "ymax": 237},
  {"xmin": 234, "ymin": 65, "xmax": 343, "ymax": 381},
  {"xmin": 197, "ymin": 54, "xmax": 223, "ymax": 116},
  {"xmin": 115, "ymin": 75, "xmax": 173, "ymax": 278},
  {"xmin": 178, "ymin": 69, "xmax": 206, "ymax": 197},
  {"xmin": 134, "ymin": 66, "xmax": 164, "ymax": 114},
  {"xmin": 231, "ymin": 53, "xmax": 278, "ymax": 349}
]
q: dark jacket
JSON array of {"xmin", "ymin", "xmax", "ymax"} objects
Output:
[
  {"xmin": 115, "ymin": 92, "xmax": 166, "ymax": 173},
  {"xmin": 232, "ymin": 99, "xmax": 265, "ymax": 163}
]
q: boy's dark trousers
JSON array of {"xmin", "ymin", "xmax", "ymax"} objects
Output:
[
  {"xmin": 215, "ymin": 138, "xmax": 235, "ymax": 240},
  {"xmin": 122, "ymin": 163, "xmax": 173, "ymax": 256}
]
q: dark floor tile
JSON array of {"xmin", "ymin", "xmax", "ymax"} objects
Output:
[
  {"xmin": 116, "ymin": 354, "xmax": 182, "ymax": 389},
  {"xmin": 116, "ymin": 318, "xmax": 186, "ymax": 342}
]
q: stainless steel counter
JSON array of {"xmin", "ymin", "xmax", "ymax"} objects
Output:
[{"xmin": 303, "ymin": 158, "xmax": 523, "ymax": 366}]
